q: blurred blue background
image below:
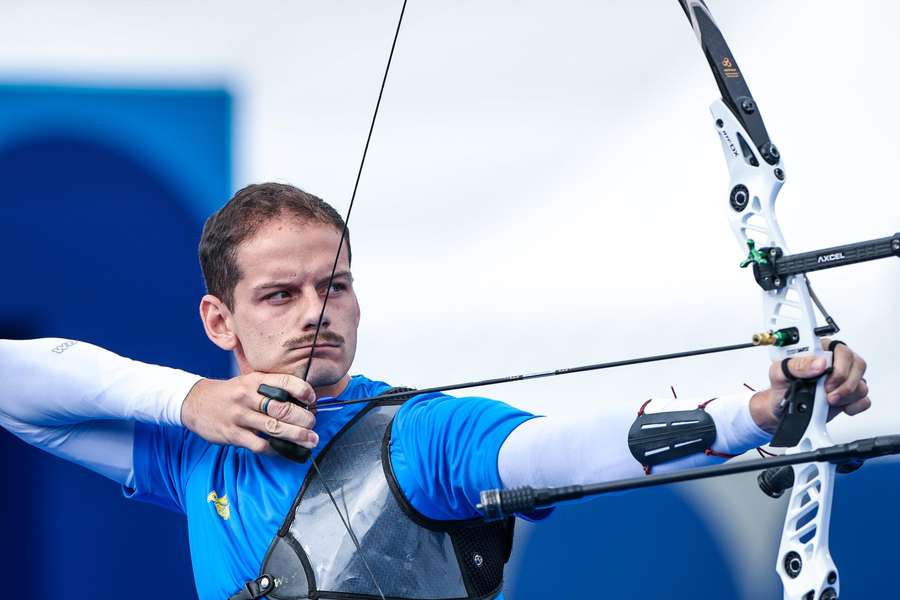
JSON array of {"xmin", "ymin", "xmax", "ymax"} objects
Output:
[{"xmin": 0, "ymin": 84, "xmax": 231, "ymax": 598}]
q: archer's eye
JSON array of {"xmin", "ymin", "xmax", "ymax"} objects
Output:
[
  {"xmin": 264, "ymin": 291, "xmax": 292, "ymax": 303},
  {"xmin": 330, "ymin": 282, "xmax": 347, "ymax": 294}
]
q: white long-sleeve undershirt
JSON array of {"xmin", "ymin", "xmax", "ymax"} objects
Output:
[
  {"xmin": 499, "ymin": 391, "xmax": 772, "ymax": 491},
  {"xmin": 2, "ymin": 337, "xmax": 772, "ymax": 500},
  {"xmin": 0, "ymin": 338, "xmax": 202, "ymax": 486}
]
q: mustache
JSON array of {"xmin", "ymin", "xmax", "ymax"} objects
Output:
[{"xmin": 283, "ymin": 332, "xmax": 345, "ymax": 349}]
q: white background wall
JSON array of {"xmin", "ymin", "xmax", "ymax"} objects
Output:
[{"xmin": 2, "ymin": 2, "xmax": 898, "ymax": 598}]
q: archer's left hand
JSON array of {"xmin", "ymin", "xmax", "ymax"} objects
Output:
[{"xmin": 749, "ymin": 340, "xmax": 871, "ymax": 434}]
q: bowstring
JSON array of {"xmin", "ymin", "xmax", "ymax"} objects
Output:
[{"xmin": 301, "ymin": 2, "xmax": 408, "ymax": 599}]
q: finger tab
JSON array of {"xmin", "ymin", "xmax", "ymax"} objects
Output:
[
  {"xmin": 271, "ymin": 400, "xmax": 293, "ymax": 420},
  {"xmin": 258, "ymin": 383, "xmax": 293, "ymax": 403}
]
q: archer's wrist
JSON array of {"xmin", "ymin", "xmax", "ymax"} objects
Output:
[
  {"xmin": 750, "ymin": 389, "xmax": 780, "ymax": 434},
  {"xmin": 179, "ymin": 377, "xmax": 214, "ymax": 429}
]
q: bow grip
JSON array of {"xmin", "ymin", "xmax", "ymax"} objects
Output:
[
  {"xmin": 770, "ymin": 378, "xmax": 818, "ymax": 447},
  {"xmin": 769, "ymin": 353, "xmax": 833, "ymax": 448}
]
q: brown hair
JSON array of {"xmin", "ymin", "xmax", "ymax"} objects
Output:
[{"xmin": 199, "ymin": 182, "xmax": 349, "ymax": 309}]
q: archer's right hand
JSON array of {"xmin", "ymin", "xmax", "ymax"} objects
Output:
[{"xmin": 180, "ymin": 373, "xmax": 318, "ymax": 453}]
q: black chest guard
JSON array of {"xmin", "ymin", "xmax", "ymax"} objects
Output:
[{"xmin": 232, "ymin": 391, "xmax": 514, "ymax": 600}]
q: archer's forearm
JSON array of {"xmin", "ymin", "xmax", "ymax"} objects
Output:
[
  {"xmin": 498, "ymin": 390, "xmax": 771, "ymax": 491},
  {"xmin": 0, "ymin": 338, "xmax": 202, "ymax": 483}
]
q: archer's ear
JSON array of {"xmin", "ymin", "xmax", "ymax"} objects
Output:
[{"xmin": 199, "ymin": 294, "xmax": 238, "ymax": 351}]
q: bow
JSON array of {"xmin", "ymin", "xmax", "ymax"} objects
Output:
[
  {"xmin": 475, "ymin": 2, "xmax": 898, "ymax": 599},
  {"xmin": 683, "ymin": 2, "xmax": 840, "ymax": 597},
  {"xmin": 282, "ymin": 2, "xmax": 900, "ymax": 599},
  {"xmin": 657, "ymin": 4, "xmax": 899, "ymax": 597}
]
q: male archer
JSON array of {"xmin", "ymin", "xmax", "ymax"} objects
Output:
[{"xmin": 0, "ymin": 182, "xmax": 871, "ymax": 600}]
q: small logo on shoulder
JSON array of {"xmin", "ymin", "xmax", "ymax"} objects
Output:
[
  {"xmin": 207, "ymin": 491, "xmax": 231, "ymax": 521},
  {"xmin": 50, "ymin": 340, "xmax": 79, "ymax": 354},
  {"xmin": 817, "ymin": 252, "xmax": 845, "ymax": 264}
]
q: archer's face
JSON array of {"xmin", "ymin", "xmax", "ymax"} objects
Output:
[{"xmin": 228, "ymin": 215, "xmax": 359, "ymax": 396}]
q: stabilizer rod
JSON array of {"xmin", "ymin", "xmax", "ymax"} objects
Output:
[
  {"xmin": 477, "ymin": 435, "xmax": 900, "ymax": 520},
  {"xmin": 752, "ymin": 233, "xmax": 900, "ymax": 291}
]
